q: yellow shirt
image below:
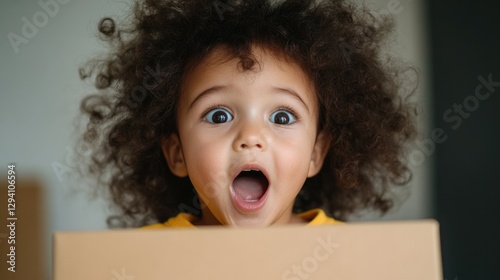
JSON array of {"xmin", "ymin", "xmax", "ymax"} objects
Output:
[{"xmin": 143, "ymin": 208, "xmax": 340, "ymax": 228}]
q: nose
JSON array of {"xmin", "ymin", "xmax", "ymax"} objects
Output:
[{"xmin": 232, "ymin": 119, "xmax": 269, "ymax": 152}]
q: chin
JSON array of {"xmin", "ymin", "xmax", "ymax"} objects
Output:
[{"xmin": 224, "ymin": 214, "xmax": 273, "ymax": 228}]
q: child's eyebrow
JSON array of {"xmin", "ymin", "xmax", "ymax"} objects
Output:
[
  {"xmin": 272, "ymin": 87, "xmax": 310, "ymax": 113},
  {"xmin": 188, "ymin": 85, "xmax": 310, "ymax": 112},
  {"xmin": 188, "ymin": 85, "xmax": 227, "ymax": 110}
]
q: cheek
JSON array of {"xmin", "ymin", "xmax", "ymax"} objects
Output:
[
  {"xmin": 181, "ymin": 129, "xmax": 230, "ymax": 180},
  {"xmin": 183, "ymin": 142, "xmax": 226, "ymax": 200},
  {"xmin": 273, "ymin": 133, "xmax": 316, "ymax": 173},
  {"xmin": 275, "ymin": 127, "xmax": 317, "ymax": 154}
]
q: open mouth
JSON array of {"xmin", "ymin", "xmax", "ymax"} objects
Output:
[
  {"xmin": 231, "ymin": 169, "xmax": 269, "ymax": 212},
  {"xmin": 233, "ymin": 170, "xmax": 269, "ymax": 202}
]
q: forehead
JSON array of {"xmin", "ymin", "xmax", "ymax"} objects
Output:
[{"xmin": 180, "ymin": 45, "xmax": 317, "ymax": 107}]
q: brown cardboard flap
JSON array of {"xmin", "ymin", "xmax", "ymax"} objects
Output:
[{"xmin": 54, "ymin": 220, "xmax": 442, "ymax": 280}]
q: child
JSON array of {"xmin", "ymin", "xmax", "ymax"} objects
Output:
[{"xmin": 79, "ymin": 0, "xmax": 416, "ymax": 227}]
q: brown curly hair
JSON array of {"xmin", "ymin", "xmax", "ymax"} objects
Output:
[{"xmin": 78, "ymin": 0, "xmax": 417, "ymax": 227}]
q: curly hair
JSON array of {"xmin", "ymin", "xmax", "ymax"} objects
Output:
[{"xmin": 78, "ymin": 0, "xmax": 417, "ymax": 227}]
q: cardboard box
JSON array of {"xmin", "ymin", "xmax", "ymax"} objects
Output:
[{"xmin": 54, "ymin": 220, "xmax": 442, "ymax": 280}]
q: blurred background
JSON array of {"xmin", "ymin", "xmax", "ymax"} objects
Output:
[{"xmin": 0, "ymin": 0, "xmax": 498, "ymax": 279}]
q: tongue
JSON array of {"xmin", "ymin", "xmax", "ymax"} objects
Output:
[{"xmin": 233, "ymin": 175, "xmax": 267, "ymax": 202}]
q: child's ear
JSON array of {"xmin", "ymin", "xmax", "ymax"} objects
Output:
[
  {"xmin": 307, "ymin": 131, "xmax": 332, "ymax": 177},
  {"xmin": 161, "ymin": 133, "xmax": 188, "ymax": 177}
]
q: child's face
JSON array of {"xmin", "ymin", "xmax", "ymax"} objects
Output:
[{"xmin": 162, "ymin": 46, "xmax": 330, "ymax": 227}]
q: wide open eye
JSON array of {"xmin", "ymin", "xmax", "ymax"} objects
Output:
[
  {"xmin": 204, "ymin": 108, "xmax": 234, "ymax": 124},
  {"xmin": 269, "ymin": 110, "xmax": 296, "ymax": 125}
]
